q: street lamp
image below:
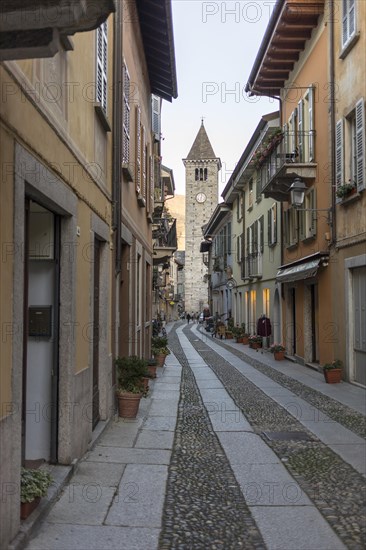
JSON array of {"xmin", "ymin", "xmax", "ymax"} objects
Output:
[
  {"xmin": 289, "ymin": 177, "xmax": 332, "ymax": 226},
  {"xmin": 289, "ymin": 178, "xmax": 307, "ymax": 208}
]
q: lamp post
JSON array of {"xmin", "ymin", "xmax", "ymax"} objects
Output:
[{"xmin": 289, "ymin": 177, "xmax": 332, "ymax": 225}]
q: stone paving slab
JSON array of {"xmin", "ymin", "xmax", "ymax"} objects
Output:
[
  {"xmin": 329, "ymin": 443, "xmax": 366, "ymax": 474},
  {"xmin": 217, "ymin": 432, "xmax": 279, "ymax": 463},
  {"xmin": 150, "ymin": 389, "xmax": 180, "ymax": 399},
  {"xmin": 94, "ymin": 420, "xmax": 141, "ymax": 448},
  {"xmin": 134, "ymin": 430, "xmax": 175, "ymax": 450},
  {"xmin": 26, "ymin": 523, "xmax": 160, "ymax": 550},
  {"xmin": 208, "ymin": 410, "xmax": 253, "ymax": 432},
  {"xmin": 147, "ymin": 398, "xmax": 179, "ymax": 416},
  {"xmin": 250, "ymin": 506, "xmax": 346, "ymax": 550},
  {"xmin": 105, "ymin": 464, "xmax": 168, "ymax": 528},
  {"xmin": 46, "ymin": 485, "xmax": 116, "ymax": 525},
  {"xmin": 143, "ymin": 416, "xmax": 178, "ymax": 431},
  {"xmin": 152, "ymin": 382, "xmax": 180, "ymax": 391},
  {"xmin": 86, "ymin": 446, "xmax": 171, "ymax": 465},
  {"xmin": 71, "ymin": 462, "xmax": 125, "ymax": 487},
  {"xmin": 231, "ymin": 463, "xmax": 312, "ymax": 506}
]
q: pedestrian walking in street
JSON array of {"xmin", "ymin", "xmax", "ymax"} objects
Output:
[{"xmin": 186, "ymin": 313, "xmax": 191, "ymax": 324}]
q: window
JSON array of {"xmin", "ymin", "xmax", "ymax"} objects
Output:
[
  {"xmin": 263, "ymin": 289, "xmax": 270, "ymax": 319},
  {"xmin": 297, "ymin": 87, "xmax": 315, "ymax": 163},
  {"xmin": 248, "ymin": 180, "xmax": 254, "ymax": 209},
  {"xmin": 299, "ymin": 189, "xmax": 317, "ymax": 240},
  {"xmin": 227, "ymin": 222, "xmax": 232, "ymax": 255},
  {"xmin": 122, "ymin": 63, "xmax": 130, "ymax": 163},
  {"xmin": 148, "ymin": 154, "xmax": 154, "ymax": 214},
  {"xmin": 195, "ymin": 168, "xmax": 199, "ymax": 181},
  {"xmin": 96, "ymin": 22, "xmax": 108, "ymax": 112},
  {"xmin": 151, "ymin": 94, "xmax": 161, "ymax": 140},
  {"xmin": 135, "ymin": 105, "xmax": 141, "ymax": 193},
  {"xmin": 342, "ymin": 0, "xmax": 356, "ymax": 48},
  {"xmin": 284, "ymin": 208, "xmax": 298, "ymax": 247},
  {"xmin": 237, "ymin": 193, "xmax": 244, "ymax": 221},
  {"xmin": 268, "ymin": 203, "xmax": 277, "ymax": 247},
  {"xmin": 204, "ymin": 168, "xmax": 208, "ymax": 180},
  {"xmin": 336, "ymin": 98, "xmax": 365, "ymax": 196}
]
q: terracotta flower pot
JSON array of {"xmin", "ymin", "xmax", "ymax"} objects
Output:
[
  {"xmin": 155, "ymin": 353, "xmax": 166, "ymax": 368},
  {"xmin": 116, "ymin": 392, "xmax": 143, "ymax": 418},
  {"xmin": 274, "ymin": 351, "xmax": 285, "ymax": 361},
  {"xmin": 324, "ymin": 369, "xmax": 342, "ymax": 384},
  {"xmin": 141, "ymin": 377, "xmax": 149, "ymax": 391},
  {"xmin": 242, "ymin": 336, "xmax": 249, "ymax": 345},
  {"xmin": 20, "ymin": 497, "xmax": 41, "ymax": 520},
  {"xmin": 147, "ymin": 364, "xmax": 157, "ymax": 378}
]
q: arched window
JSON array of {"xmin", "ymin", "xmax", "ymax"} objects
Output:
[
  {"xmin": 204, "ymin": 168, "xmax": 208, "ymax": 180},
  {"xmin": 200, "ymin": 168, "xmax": 203, "ymax": 181},
  {"xmin": 195, "ymin": 168, "xmax": 199, "ymax": 181}
]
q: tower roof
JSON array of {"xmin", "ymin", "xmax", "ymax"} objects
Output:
[{"xmin": 185, "ymin": 121, "xmax": 217, "ymax": 160}]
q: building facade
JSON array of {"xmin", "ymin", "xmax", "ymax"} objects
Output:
[
  {"xmin": 246, "ymin": 0, "xmax": 335, "ymax": 367},
  {"xmin": 0, "ymin": 1, "xmax": 178, "ymax": 547},
  {"xmin": 183, "ymin": 122, "xmax": 221, "ymax": 313},
  {"xmin": 222, "ymin": 112, "xmax": 282, "ymax": 341},
  {"xmin": 331, "ymin": 0, "xmax": 366, "ymax": 384}
]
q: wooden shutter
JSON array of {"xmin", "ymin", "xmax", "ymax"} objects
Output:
[
  {"xmin": 310, "ymin": 189, "xmax": 317, "ymax": 237},
  {"xmin": 96, "ymin": 23, "xmax": 107, "ymax": 111},
  {"xmin": 123, "ymin": 63, "xmax": 130, "ymax": 163},
  {"xmin": 259, "ymin": 216, "xmax": 264, "ymax": 253},
  {"xmin": 227, "ymin": 222, "xmax": 232, "ymax": 255},
  {"xmin": 343, "ymin": 0, "xmax": 356, "ymax": 45},
  {"xmin": 135, "ymin": 105, "xmax": 141, "ymax": 193},
  {"xmin": 267, "ymin": 208, "xmax": 272, "ymax": 247},
  {"xmin": 335, "ymin": 119, "xmax": 344, "ymax": 199},
  {"xmin": 141, "ymin": 126, "xmax": 146, "ymax": 200},
  {"xmin": 149, "ymin": 155, "xmax": 154, "ymax": 212},
  {"xmin": 151, "ymin": 95, "xmax": 161, "ymax": 139},
  {"xmin": 308, "ymin": 87, "xmax": 315, "ymax": 161},
  {"xmin": 355, "ymin": 98, "xmax": 365, "ymax": 190},
  {"xmin": 298, "ymin": 100, "xmax": 303, "ymax": 161},
  {"xmin": 284, "ymin": 210, "xmax": 289, "ymax": 247}
]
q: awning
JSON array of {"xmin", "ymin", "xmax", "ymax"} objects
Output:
[{"xmin": 276, "ymin": 258, "xmax": 321, "ymax": 283}]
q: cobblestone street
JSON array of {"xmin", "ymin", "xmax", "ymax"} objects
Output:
[{"xmin": 22, "ymin": 322, "xmax": 365, "ymax": 550}]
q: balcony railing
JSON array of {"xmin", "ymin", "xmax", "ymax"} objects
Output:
[
  {"xmin": 244, "ymin": 252, "xmax": 263, "ymax": 279},
  {"xmin": 256, "ymin": 131, "xmax": 317, "ymax": 201}
]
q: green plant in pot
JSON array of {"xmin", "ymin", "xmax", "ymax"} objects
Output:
[
  {"xmin": 269, "ymin": 343, "xmax": 286, "ymax": 360},
  {"xmin": 115, "ymin": 355, "xmax": 148, "ymax": 418},
  {"xmin": 323, "ymin": 359, "xmax": 343, "ymax": 384},
  {"xmin": 20, "ymin": 467, "xmax": 52, "ymax": 519}
]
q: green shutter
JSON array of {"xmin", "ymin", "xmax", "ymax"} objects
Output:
[{"xmin": 355, "ymin": 98, "xmax": 365, "ymax": 190}]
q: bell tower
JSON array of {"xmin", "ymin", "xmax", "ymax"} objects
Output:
[{"xmin": 183, "ymin": 121, "xmax": 221, "ymax": 313}]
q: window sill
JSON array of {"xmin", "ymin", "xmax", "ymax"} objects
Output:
[
  {"xmin": 300, "ymin": 234, "xmax": 316, "ymax": 244},
  {"xmin": 247, "ymin": 205, "xmax": 253, "ymax": 212},
  {"xmin": 122, "ymin": 163, "xmax": 134, "ymax": 182},
  {"xmin": 94, "ymin": 103, "xmax": 111, "ymax": 132},
  {"xmin": 339, "ymin": 190, "xmax": 362, "ymax": 206},
  {"xmin": 147, "ymin": 213, "xmax": 154, "ymax": 224},
  {"xmin": 285, "ymin": 242, "xmax": 298, "ymax": 251},
  {"xmin": 339, "ymin": 32, "xmax": 360, "ymax": 60}
]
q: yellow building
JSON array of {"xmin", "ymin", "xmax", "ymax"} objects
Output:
[
  {"xmin": 0, "ymin": 1, "xmax": 177, "ymax": 546},
  {"xmin": 246, "ymin": 0, "xmax": 334, "ymax": 367}
]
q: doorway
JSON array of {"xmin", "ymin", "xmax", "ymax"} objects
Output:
[
  {"xmin": 23, "ymin": 200, "xmax": 60, "ymax": 465},
  {"xmin": 92, "ymin": 238, "xmax": 101, "ymax": 429}
]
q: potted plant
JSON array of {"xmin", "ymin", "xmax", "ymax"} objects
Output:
[
  {"xmin": 147, "ymin": 357, "xmax": 158, "ymax": 378},
  {"xmin": 269, "ymin": 343, "xmax": 286, "ymax": 361},
  {"xmin": 248, "ymin": 335, "xmax": 263, "ymax": 349},
  {"xmin": 336, "ymin": 181, "xmax": 356, "ymax": 199},
  {"xmin": 151, "ymin": 336, "xmax": 170, "ymax": 367},
  {"xmin": 20, "ymin": 467, "xmax": 52, "ymax": 519},
  {"xmin": 115, "ymin": 355, "xmax": 148, "ymax": 418},
  {"xmin": 323, "ymin": 359, "xmax": 343, "ymax": 384}
]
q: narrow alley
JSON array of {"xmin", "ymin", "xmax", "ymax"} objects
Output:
[{"xmin": 20, "ymin": 322, "xmax": 365, "ymax": 550}]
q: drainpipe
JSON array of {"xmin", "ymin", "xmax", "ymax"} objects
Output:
[
  {"xmin": 111, "ymin": 2, "xmax": 122, "ymax": 365},
  {"xmin": 329, "ymin": 0, "xmax": 337, "ymax": 244},
  {"xmin": 112, "ymin": 2, "xmax": 122, "ymax": 274}
]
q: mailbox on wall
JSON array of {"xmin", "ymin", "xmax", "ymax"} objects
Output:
[{"xmin": 28, "ymin": 306, "xmax": 52, "ymax": 337}]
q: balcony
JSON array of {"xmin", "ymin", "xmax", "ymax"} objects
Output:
[
  {"xmin": 153, "ymin": 218, "xmax": 177, "ymax": 265},
  {"xmin": 244, "ymin": 253, "xmax": 263, "ymax": 279},
  {"xmin": 256, "ymin": 131, "xmax": 317, "ymax": 201},
  {"xmin": 0, "ymin": 1, "xmax": 115, "ymax": 61}
]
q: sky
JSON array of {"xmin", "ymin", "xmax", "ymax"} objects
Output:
[{"xmin": 161, "ymin": 0, "xmax": 279, "ymax": 197}]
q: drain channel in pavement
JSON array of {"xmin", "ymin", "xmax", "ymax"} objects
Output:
[{"xmin": 159, "ymin": 328, "xmax": 265, "ymax": 550}]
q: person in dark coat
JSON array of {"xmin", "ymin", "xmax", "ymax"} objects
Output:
[
  {"xmin": 186, "ymin": 313, "xmax": 191, "ymax": 324},
  {"xmin": 257, "ymin": 314, "xmax": 272, "ymax": 337}
]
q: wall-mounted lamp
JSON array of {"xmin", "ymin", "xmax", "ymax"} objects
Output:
[{"xmin": 289, "ymin": 178, "xmax": 332, "ymax": 226}]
